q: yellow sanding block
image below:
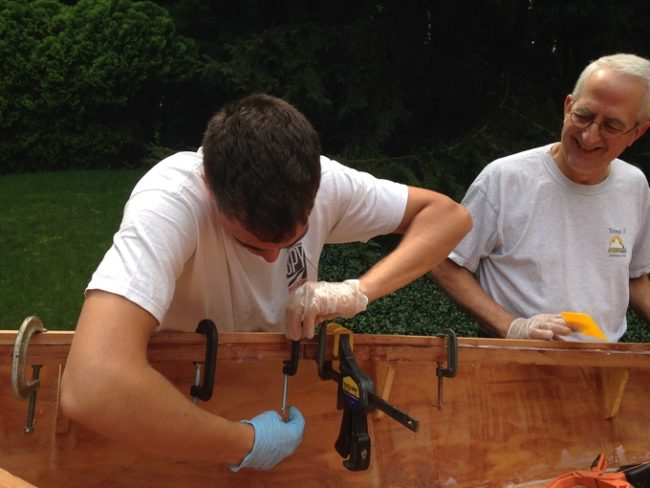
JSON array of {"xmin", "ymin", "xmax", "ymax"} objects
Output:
[{"xmin": 560, "ymin": 312, "xmax": 607, "ymax": 340}]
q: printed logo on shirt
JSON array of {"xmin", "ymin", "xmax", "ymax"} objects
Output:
[
  {"xmin": 287, "ymin": 242, "xmax": 308, "ymax": 291},
  {"xmin": 608, "ymin": 228, "xmax": 627, "ymax": 257}
]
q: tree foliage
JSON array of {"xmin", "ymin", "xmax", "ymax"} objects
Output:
[
  {"xmin": 155, "ymin": 0, "xmax": 650, "ymax": 187},
  {"xmin": 0, "ymin": 0, "xmax": 199, "ymax": 171},
  {"xmin": 1, "ymin": 0, "xmax": 649, "ymax": 185},
  {"xmin": 2, "ymin": 0, "xmax": 649, "ymax": 338}
]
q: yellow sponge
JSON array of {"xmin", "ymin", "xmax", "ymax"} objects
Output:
[{"xmin": 560, "ymin": 312, "xmax": 607, "ymax": 341}]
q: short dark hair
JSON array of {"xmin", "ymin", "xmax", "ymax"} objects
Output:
[{"xmin": 202, "ymin": 94, "xmax": 322, "ymax": 242}]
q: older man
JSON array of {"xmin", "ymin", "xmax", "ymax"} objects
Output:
[{"xmin": 432, "ymin": 53, "xmax": 650, "ymax": 341}]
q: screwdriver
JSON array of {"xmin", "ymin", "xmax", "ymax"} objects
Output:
[{"xmin": 281, "ymin": 340, "xmax": 301, "ymax": 417}]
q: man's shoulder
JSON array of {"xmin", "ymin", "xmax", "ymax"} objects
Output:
[
  {"xmin": 132, "ymin": 150, "xmax": 204, "ymax": 196},
  {"xmin": 478, "ymin": 144, "xmax": 551, "ymax": 181},
  {"xmin": 491, "ymin": 144, "xmax": 551, "ymax": 168},
  {"xmin": 319, "ymin": 154, "xmax": 347, "ymax": 173},
  {"xmin": 612, "ymin": 158, "xmax": 649, "ymax": 183},
  {"xmin": 148, "ymin": 150, "xmax": 203, "ymax": 176}
]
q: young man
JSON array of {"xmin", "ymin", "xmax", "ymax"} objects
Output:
[
  {"xmin": 61, "ymin": 94, "xmax": 471, "ymax": 471},
  {"xmin": 432, "ymin": 53, "xmax": 650, "ymax": 342}
]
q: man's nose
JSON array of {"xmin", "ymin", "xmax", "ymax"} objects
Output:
[
  {"xmin": 260, "ymin": 248, "xmax": 281, "ymax": 263},
  {"xmin": 580, "ymin": 121, "xmax": 604, "ymax": 143}
]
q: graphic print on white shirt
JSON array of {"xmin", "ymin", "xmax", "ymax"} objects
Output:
[{"xmin": 287, "ymin": 241, "xmax": 308, "ymax": 292}]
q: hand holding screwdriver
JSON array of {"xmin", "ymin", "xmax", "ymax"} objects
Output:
[{"xmin": 229, "ymin": 407, "xmax": 305, "ymax": 471}]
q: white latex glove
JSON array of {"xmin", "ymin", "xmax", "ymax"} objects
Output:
[
  {"xmin": 229, "ymin": 406, "xmax": 305, "ymax": 472},
  {"xmin": 285, "ymin": 279, "xmax": 368, "ymax": 340},
  {"xmin": 506, "ymin": 313, "xmax": 573, "ymax": 340}
]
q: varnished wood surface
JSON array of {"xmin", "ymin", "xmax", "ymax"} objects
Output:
[
  {"xmin": 0, "ymin": 467, "xmax": 38, "ymax": 487},
  {"xmin": 1, "ymin": 330, "xmax": 649, "ymax": 487}
]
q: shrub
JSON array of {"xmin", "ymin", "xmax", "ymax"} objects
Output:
[
  {"xmin": 319, "ymin": 242, "xmax": 650, "ymax": 342},
  {"xmin": 0, "ymin": 0, "xmax": 199, "ymax": 172}
]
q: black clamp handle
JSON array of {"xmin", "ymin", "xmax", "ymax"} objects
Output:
[
  {"xmin": 190, "ymin": 319, "xmax": 218, "ymax": 402},
  {"xmin": 436, "ymin": 328, "xmax": 458, "ymax": 378},
  {"xmin": 620, "ymin": 461, "xmax": 650, "ymax": 485},
  {"xmin": 317, "ymin": 324, "xmax": 333, "ymax": 381},
  {"xmin": 334, "ymin": 333, "xmax": 374, "ymax": 471},
  {"xmin": 335, "ymin": 406, "xmax": 371, "ymax": 471},
  {"xmin": 283, "ymin": 340, "xmax": 301, "ymax": 376}
]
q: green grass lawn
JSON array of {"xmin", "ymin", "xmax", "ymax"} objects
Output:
[
  {"xmin": 1, "ymin": 168, "xmax": 648, "ymax": 342},
  {"xmin": 0, "ymin": 168, "xmax": 148, "ymax": 330}
]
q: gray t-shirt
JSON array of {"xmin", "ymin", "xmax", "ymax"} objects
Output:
[{"xmin": 450, "ymin": 144, "xmax": 650, "ymax": 341}]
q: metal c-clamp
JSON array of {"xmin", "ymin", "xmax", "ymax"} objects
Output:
[{"xmin": 12, "ymin": 316, "xmax": 47, "ymax": 434}]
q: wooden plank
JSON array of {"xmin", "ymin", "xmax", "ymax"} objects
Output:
[
  {"xmin": 372, "ymin": 359, "xmax": 395, "ymax": 420},
  {"xmin": 455, "ymin": 338, "xmax": 650, "ymax": 368},
  {"xmin": 3, "ymin": 330, "xmax": 650, "ymax": 367},
  {"xmin": 600, "ymin": 367, "xmax": 630, "ymax": 419},
  {"xmin": 0, "ymin": 467, "xmax": 38, "ymax": 488},
  {"xmin": 1, "ymin": 329, "xmax": 649, "ymax": 487}
]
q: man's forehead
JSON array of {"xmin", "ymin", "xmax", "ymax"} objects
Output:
[
  {"xmin": 576, "ymin": 71, "xmax": 646, "ymax": 115},
  {"xmin": 226, "ymin": 215, "xmax": 308, "ymax": 250},
  {"xmin": 584, "ymin": 69, "xmax": 646, "ymax": 98}
]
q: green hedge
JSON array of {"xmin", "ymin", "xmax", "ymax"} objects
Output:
[{"xmin": 318, "ymin": 241, "xmax": 650, "ymax": 342}]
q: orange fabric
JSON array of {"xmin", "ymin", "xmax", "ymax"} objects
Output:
[{"xmin": 544, "ymin": 454, "xmax": 631, "ymax": 488}]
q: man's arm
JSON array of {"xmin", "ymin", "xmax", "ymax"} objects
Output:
[
  {"xmin": 629, "ymin": 274, "xmax": 650, "ymax": 323},
  {"xmin": 60, "ymin": 291, "xmax": 257, "ymax": 464},
  {"xmin": 358, "ymin": 186, "xmax": 472, "ymax": 302},
  {"xmin": 286, "ymin": 187, "xmax": 472, "ymax": 339},
  {"xmin": 430, "ymin": 258, "xmax": 577, "ymax": 340},
  {"xmin": 430, "ymin": 258, "xmax": 515, "ymax": 337}
]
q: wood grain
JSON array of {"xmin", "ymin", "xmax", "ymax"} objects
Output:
[{"xmin": 1, "ymin": 330, "xmax": 649, "ymax": 487}]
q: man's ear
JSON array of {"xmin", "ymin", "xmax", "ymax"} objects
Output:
[
  {"xmin": 629, "ymin": 120, "xmax": 650, "ymax": 147},
  {"xmin": 563, "ymin": 94, "xmax": 573, "ymax": 114}
]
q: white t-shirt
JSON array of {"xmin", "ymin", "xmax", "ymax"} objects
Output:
[
  {"xmin": 88, "ymin": 149, "xmax": 408, "ymax": 332},
  {"xmin": 450, "ymin": 144, "xmax": 650, "ymax": 342}
]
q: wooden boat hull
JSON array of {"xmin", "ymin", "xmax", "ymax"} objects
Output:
[{"xmin": 1, "ymin": 329, "xmax": 649, "ymax": 487}]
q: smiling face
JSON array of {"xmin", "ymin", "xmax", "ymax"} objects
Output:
[{"xmin": 553, "ymin": 67, "xmax": 650, "ymax": 184}]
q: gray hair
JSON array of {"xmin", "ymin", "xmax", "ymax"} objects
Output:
[{"xmin": 572, "ymin": 53, "xmax": 650, "ymax": 120}]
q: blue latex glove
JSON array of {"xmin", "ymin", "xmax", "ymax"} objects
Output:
[{"xmin": 229, "ymin": 406, "xmax": 305, "ymax": 472}]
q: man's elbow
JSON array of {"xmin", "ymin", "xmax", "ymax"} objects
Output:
[
  {"xmin": 433, "ymin": 196, "xmax": 472, "ymax": 245},
  {"xmin": 59, "ymin": 365, "xmax": 106, "ymax": 427},
  {"xmin": 431, "ymin": 200, "xmax": 471, "ymax": 268},
  {"xmin": 430, "ymin": 256, "xmax": 473, "ymax": 293},
  {"xmin": 431, "ymin": 257, "xmax": 456, "ymax": 281},
  {"xmin": 454, "ymin": 203, "xmax": 472, "ymax": 240},
  {"xmin": 59, "ymin": 369, "xmax": 85, "ymax": 423}
]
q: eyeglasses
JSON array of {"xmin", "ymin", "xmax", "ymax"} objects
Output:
[{"xmin": 568, "ymin": 111, "xmax": 639, "ymax": 139}]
